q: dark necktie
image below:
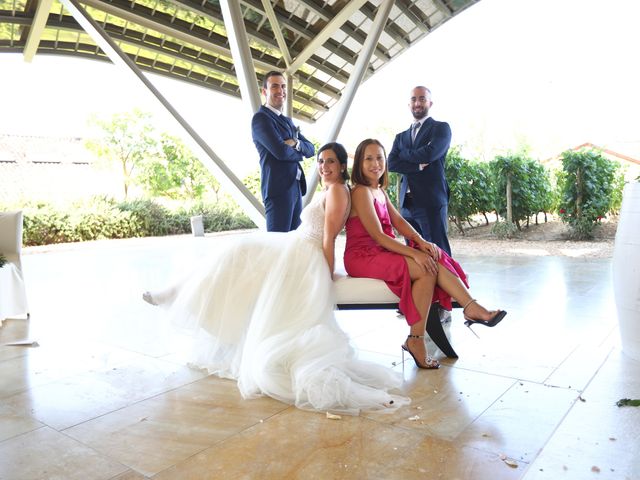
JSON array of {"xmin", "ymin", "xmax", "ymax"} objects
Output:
[{"xmin": 411, "ymin": 122, "xmax": 421, "ymax": 143}]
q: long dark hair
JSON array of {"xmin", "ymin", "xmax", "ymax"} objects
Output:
[
  {"xmin": 317, "ymin": 142, "xmax": 350, "ymax": 183},
  {"xmin": 351, "ymin": 138, "xmax": 388, "ymax": 189}
]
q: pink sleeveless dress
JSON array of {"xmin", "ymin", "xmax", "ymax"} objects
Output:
[{"xmin": 344, "ymin": 198, "xmax": 468, "ymax": 326}]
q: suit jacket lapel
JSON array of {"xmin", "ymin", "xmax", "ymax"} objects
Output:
[
  {"xmin": 414, "ymin": 117, "xmax": 434, "ymax": 144},
  {"xmin": 262, "ymin": 106, "xmax": 294, "ymax": 136}
]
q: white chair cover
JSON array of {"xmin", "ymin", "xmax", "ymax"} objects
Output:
[
  {"xmin": 0, "ymin": 211, "xmax": 28, "ymax": 323},
  {"xmin": 333, "ymin": 266, "xmax": 399, "ymax": 306}
]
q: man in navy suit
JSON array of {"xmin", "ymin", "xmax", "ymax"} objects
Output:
[
  {"xmin": 388, "ymin": 86, "xmax": 452, "ymax": 255},
  {"xmin": 251, "ymin": 71, "xmax": 315, "ymax": 232}
]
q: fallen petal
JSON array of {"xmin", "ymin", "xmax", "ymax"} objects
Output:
[{"xmin": 504, "ymin": 459, "xmax": 518, "ymax": 468}]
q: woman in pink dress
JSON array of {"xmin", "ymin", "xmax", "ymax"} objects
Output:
[{"xmin": 344, "ymin": 139, "xmax": 507, "ymax": 370}]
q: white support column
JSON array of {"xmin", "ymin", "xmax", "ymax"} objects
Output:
[
  {"xmin": 286, "ymin": 74, "xmax": 294, "ymax": 118},
  {"xmin": 59, "ymin": 0, "xmax": 266, "ymax": 229},
  {"xmin": 219, "ymin": 0, "xmax": 262, "ymax": 115},
  {"xmin": 23, "ymin": 0, "xmax": 54, "ymax": 62},
  {"xmin": 303, "ymin": 0, "xmax": 394, "ymax": 205},
  {"xmin": 261, "ymin": 0, "xmax": 292, "ymax": 68}
]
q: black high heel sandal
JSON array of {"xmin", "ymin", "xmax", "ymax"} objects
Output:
[
  {"xmin": 401, "ymin": 335, "xmax": 440, "ymax": 369},
  {"xmin": 462, "ymin": 299, "xmax": 507, "ymax": 337}
]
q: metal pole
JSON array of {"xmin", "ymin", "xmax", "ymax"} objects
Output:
[
  {"xmin": 303, "ymin": 0, "xmax": 394, "ymax": 205},
  {"xmin": 59, "ymin": 0, "xmax": 266, "ymax": 228},
  {"xmin": 219, "ymin": 0, "xmax": 262, "ymax": 114}
]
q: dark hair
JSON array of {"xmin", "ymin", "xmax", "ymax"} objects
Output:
[
  {"xmin": 317, "ymin": 142, "xmax": 350, "ymax": 183},
  {"xmin": 351, "ymin": 139, "xmax": 388, "ymax": 189},
  {"xmin": 262, "ymin": 70, "xmax": 284, "ymax": 89}
]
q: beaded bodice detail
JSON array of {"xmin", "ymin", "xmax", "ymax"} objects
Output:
[{"xmin": 297, "ymin": 191, "xmax": 326, "ymax": 246}]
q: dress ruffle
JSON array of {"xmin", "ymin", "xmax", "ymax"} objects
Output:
[{"xmin": 148, "ymin": 193, "xmax": 410, "ymax": 415}]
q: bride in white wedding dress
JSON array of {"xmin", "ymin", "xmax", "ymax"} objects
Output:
[{"xmin": 143, "ymin": 143, "xmax": 409, "ymax": 415}]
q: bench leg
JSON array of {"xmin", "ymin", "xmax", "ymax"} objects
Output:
[{"xmin": 426, "ymin": 306, "xmax": 458, "ymax": 359}]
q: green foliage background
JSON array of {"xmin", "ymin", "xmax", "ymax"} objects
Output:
[{"xmin": 5, "ymin": 109, "xmax": 629, "ymax": 246}]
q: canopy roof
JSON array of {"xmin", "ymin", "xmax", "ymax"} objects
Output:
[{"xmin": 1, "ymin": 0, "xmax": 478, "ymax": 122}]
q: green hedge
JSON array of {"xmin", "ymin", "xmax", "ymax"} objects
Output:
[
  {"xmin": 445, "ymin": 147, "xmax": 622, "ymax": 236},
  {"xmin": 12, "ymin": 197, "xmax": 255, "ymax": 247}
]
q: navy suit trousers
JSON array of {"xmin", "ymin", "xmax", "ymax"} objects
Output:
[
  {"xmin": 265, "ymin": 182, "xmax": 303, "ymax": 232},
  {"xmin": 401, "ymin": 196, "xmax": 451, "ymax": 256}
]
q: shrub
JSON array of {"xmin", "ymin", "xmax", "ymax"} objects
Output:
[
  {"xmin": 70, "ymin": 197, "xmax": 139, "ymax": 241},
  {"xmin": 119, "ymin": 199, "xmax": 174, "ymax": 236},
  {"xmin": 490, "ymin": 154, "xmax": 553, "ymax": 229},
  {"xmin": 557, "ymin": 149, "xmax": 619, "ymax": 239},
  {"xmin": 187, "ymin": 202, "xmax": 255, "ymax": 232},
  {"xmin": 23, "ymin": 205, "xmax": 77, "ymax": 246},
  {"xmin": 492, "ymin": 220, "xmax": 518, "ymax": 239},
  {"xmin": 18, "ymin": 197, "xmax": 256, "ymax": 247},
  {"xmin": 446, "ymin": 148, "xmax": 494, "ymax": 233}
]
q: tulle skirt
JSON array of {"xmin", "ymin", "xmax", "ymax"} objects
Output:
[{"xmin": 150, "ymin": 230, "xmax": 410, "ymax": 415}]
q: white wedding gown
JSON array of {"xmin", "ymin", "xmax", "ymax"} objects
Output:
[{"xmin": 146, "ymin": 191, "xmax": 410, "ymax": 415}]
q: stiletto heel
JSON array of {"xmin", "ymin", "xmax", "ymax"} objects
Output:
[
  {"xmin": 462, "ymin": 299, "xmax": 507, "ymax": 336},
  {"xmin": 401, "ymin": 335, "xmax": 440, "ymax": 369}
]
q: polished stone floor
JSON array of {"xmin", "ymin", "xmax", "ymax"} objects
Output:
[{"xmin": 1, "ymin": 233, "xmax": 638, "ymax": 479}]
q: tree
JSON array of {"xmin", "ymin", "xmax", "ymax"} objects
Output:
[
  {"xmin": 86, "ymin": 109, "xmax": 157, "ymax": 199},
  {"xmin": 557, "ymin": 148, "xmax": 619, "ymax": 239},
  {"xmin": 138, "ymin": 133, "xmax": 220, "ymax": 201},
  {"xmin": 445, "ymin": 148, "xmax": 495, "ymax": 233}
]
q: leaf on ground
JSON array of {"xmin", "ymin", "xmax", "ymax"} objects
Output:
[
  {"xmin": 616, "ymin": 398, "xmax": 640, "ymax": 407},
  {"xmin": 503, "ymin": 459, "xmax": 518, "ymax": 468},
  {"xmin": 326, "ymin": 412, "xmax": 342, "ymax": 420},
  {"xmin": 408, "ymin": 415, "xmax": 420, "ymax": 421}
]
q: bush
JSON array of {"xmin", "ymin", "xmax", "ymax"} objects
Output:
[
  {"xmin": 18, "ymin": 197, "xmax": 256, "ymax": 247},
  {"xmin": 446, "ymin": 148, "xmax": 494, "ymax": 233},
  {"xmin": 187, "ymin": 202, "xmax": 255, "ymax": 232},
  {"xmin": 70, "ymin": 197, "xmax": 139, "ymax": 241},
  {"xmin": 492, "ymin": 220, "xmax": 518, "ymax": 239},
  {"xmin": 23, "ymin": 205, "xmax": 77, "ymax": 245},
  {"xmin": 557, "ymin": 149, "xmax": 619, "ymax": 239},
  {"xmin": 490, "ymin": 154, "xmax": 553, "ymax": 229},
  {"xmin": 119, "ymin": 199, "xmax": 174, "ymax": 236}
]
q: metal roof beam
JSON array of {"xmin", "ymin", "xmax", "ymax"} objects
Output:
[
  {"xmin": 286, "ymin": 0, "xmax": 368, "ymax": 75},
  {"xmin": 433, "ymin": 0, "xmax": 454, "ymax": 17},
  {"xmin": 80, "ymin": 0, "xmax": 275, "ymax": 70},
  {"xmin": 58, "ymin": 0, "xmax": 266, "ymax": 228},
  {"xmin": 240, "ymin": 0, "xmax": 352, "ymax": 81},
  {"xmin": 81, "ymin": 0, "xmax": 340, "ymax": 106},
  {"xmin": 304, "ymin": 0, "xmax": 394, "ymax": 204},
  {"xmin": 360, "ymin": 2, "xmax": 410, "ymax": 48},
  {"xmin": 395, "ymin": 0, "xmax": 431, "ymax": 33}
]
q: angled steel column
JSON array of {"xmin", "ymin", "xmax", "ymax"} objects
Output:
[
  {"xmin": 286, "ymin": 74, "xmax": 293, "ymax": 118},
  {"xmin": 59, "ymin": 0, "xmax": 265, "ymax": 229},
  {"xmin": 219, "ymin": 0, "xmax": 262, "ymax": 114},
  {"xmin": 23, "ymin": 0, "xmax": 54, "ymax": 62},
  {"xmin": 260, "ymin": 0, "xmax": 292, "ymax": 68},
  {"xmin": 303, "ymin": 0, "xmax": 394, "ymax": 206}
]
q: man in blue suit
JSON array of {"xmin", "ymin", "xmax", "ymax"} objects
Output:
[
  {"xmin": 251, "ymin": 71, "xmax": 316, "ymax": 232},
  {"xmin": 388, "ymin": 86, "xmax": 452, "ymax": 255}
]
